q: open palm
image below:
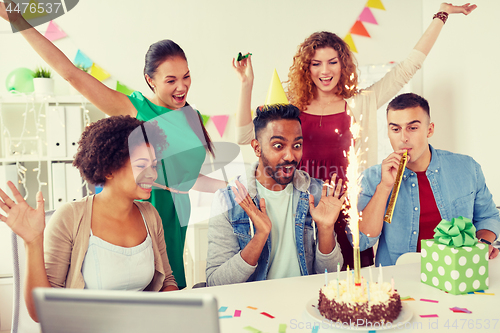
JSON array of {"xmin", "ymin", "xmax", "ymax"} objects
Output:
[
  {"xmin": 0, "ymin": 181, "xmax": 45, "ymax": 244},
  {"xmin": 310, "ymin": 175, "xmax": 346, "ymax": 229}
]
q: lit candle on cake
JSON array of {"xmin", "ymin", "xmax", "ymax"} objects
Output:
[
  {"xmin": 346, "ymin": 115, "xmax": 362, "ymax": 286},
  {"xmin": 378, "ymin": 264, "xmax": 383, "ymax": 285}
]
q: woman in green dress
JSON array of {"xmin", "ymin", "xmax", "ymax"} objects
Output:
[{"xmin": 1, "ymin": 5, "xmax": 226, "ymax": 288}]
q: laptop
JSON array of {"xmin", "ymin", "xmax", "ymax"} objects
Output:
[{"xmin": 33, "ymin": 288, "xmax": 220, "ymax": 333}]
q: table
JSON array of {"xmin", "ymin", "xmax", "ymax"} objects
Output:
[{"xmin": 184, "ymin": 259, "xmax": 499, "ymax": 332}]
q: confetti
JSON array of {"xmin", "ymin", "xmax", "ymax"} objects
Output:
[
  {"xmin": 219, "ymin": 306, "xmax": 228, "ymax": 312},
  {"xmin": 474, "ymin": 292, "xmax": 495, "ymax": 295},
  {"xmin": 400, "ymin": 296, "xmax": 415, "ymax": 301},
  {"xmin": 260, "ymin": 312, "xmax": 275, "ymax": 319},
  {"xmin": 420, "ymin": 314, "xmax": 439, "ymax": 318},
  {"xmin": 420, "ymin": 298, "xmax": 439, "ymax": 303},
  {"xmin": 279, "ymin": 323, "xmax": 287, "ymax": 333},
  {"xmin": 247, "ymin": 306, "xmax": 258, "ymax": 310},
  {"xmin": 311, "ymin": 324, "xmax": 319, "ymax": 333},
  {"xmin": 450, "ymin": 307, "xmax": 472, "ymax": 314},
  {"xmin": 219, "ymin": 315, "xmax": 232, "ymax": 319},
  {"xmin": 234, "ymin": 310, "xmax": 241, "ymax": 317},
  {"xmin": 244, "ymin": 326, "xmax": 261, "ymax": 333}
]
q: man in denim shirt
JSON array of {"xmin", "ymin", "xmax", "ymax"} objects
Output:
[
  {"xmin": 206, "ymin": 104, "xmax": 344, "ymax": 286},
  {"xmin": 353, "ymin": 93, "xmax": 499, "ymax": 266}
]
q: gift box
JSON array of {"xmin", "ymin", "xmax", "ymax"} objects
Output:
[{"xmin": 420, "ymin": 217, "xmax": 489, "ymax": 295}]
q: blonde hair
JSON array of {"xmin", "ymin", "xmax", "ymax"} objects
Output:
[{"xmin": 287, "ymin": 31, "xmax": 358, "ymax": 111}]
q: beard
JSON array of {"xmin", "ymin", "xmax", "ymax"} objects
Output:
[{"xmin": 260, "ymin": 154, "xmax": 298, "ymax": 186}]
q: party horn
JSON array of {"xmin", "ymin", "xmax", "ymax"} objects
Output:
[{"xmin": 383, "ymin": 150, "xmax": 408, "ymax": 223}]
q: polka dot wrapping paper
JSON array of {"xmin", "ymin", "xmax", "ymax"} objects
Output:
[{"xmin": 420, "ymin": 239, "xmax": 489, "ymax": 295}]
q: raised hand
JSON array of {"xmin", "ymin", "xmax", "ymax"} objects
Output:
[
  {"xmin": 0, "ymin": 0, "xmax": 26, "ymax": 25},
  {"xmin": 309, "ymin": 174, "xmax": 347, "ymax": 230},
  {"xmin": 440, "ymin": 2, "xmax": 477, "ymax": 15},
  {"xmin": 0, "ymin": 181, "xmax": 45, "ymax": 244},
  {"xmin": 231, "ymin": 180, "xmax": 271, "ymax": 237},
  {"xmin": 232, "ymin": 53, "xmax": 254, "ymax": 86}
]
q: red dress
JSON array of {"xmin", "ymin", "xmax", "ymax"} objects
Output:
[{"xmin": 298, "ymin": 105, "xmax": 374, "ymax": 270}]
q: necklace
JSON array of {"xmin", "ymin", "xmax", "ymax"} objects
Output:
[{"xmin": 317, "ymin": 96, "xmax": 338, "ymax": 127}]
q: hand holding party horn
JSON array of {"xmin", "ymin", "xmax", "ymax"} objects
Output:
[{"xmin": 384, "ymin": 151, "xmax": 408, "ymax": 224}]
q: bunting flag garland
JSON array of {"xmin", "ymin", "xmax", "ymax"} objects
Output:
[
  {"xmin": 44, "ymin": 21, "xmax": 67, "ymax": 42},
  {"xmin": 201, "ymin": 114, "xmax": 210, "ymax": 126},
  {"xmin": 90, "ymin": 63, "xmax": 111, "ymax": 81},
  {"xmin": 359, "ymin": 7, "xmax": 378, "ymax": 25},
  {"xmin": 74, "ymin": 50, "xmax": 93, "ymax": 69},
  {"xmin": 211, "ymin": 115, "xmax": 229, "ymax": 137},
  {"xmin": 116, "ymin": 81, "xmax": 135, "ymax": 95},
  {"xmin": 350, "ymin": 21, "xmax": 370, "ymax": 37},
  {"xmin": 343, "ymin": 0, "xmax": 386, "ymax": 53},
  {"xmin": 344, "ymin": 33, "xmax": 358, "ymax": 53},
  {"xmin": 366, "ymin": 0, "xmax": 386, "ymax": 10}
]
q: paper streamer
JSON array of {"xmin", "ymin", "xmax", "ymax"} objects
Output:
[
  {"xmin": 116, "ymin": 81, "xmax": 135, "ymax": 95},
  {"xmin": 366, "ymin": 0, "xmax": 386, "ymax": 10},
  {"xmin": 44, "ymin": 21, "xmax": 67, "ymax": 42},
  {"xmin": 359, "ymin": 7, "xmax": 378, "ymax": 24},
  {"xmin": 343, "ymin": 33, "xmax": 358, "ymax": 53},
  {"xmin": 211, "ymin": 115, "xmax": 229, "ymax": 137},
  {"xmin": 74, "ymin": 50, "xmax": 93, "ymax": 69},
  {"xmin": 350, "ymin": 21, "xmax": 371, "ymax": 37}
]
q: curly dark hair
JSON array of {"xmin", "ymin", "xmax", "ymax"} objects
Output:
[
  {"xmin": 287, "ymin": 31, "xmax": 358, "ymax": 111},
  {"xmin": 73, "ymin": 115, "xmax": 168, "ymax": 185},
  {"xmin": 253, "ymin": 104, "xmax": 301, "ymax": 140}
]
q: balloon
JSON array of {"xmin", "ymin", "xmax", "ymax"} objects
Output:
[{"xmin": 5, "ymin": 68, "xmax": 35, "ymax": 93}]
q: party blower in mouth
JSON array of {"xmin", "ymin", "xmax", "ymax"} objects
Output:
[{"xmin": 384, "ymin": 150, "xmax": 408, "ymax": 224}]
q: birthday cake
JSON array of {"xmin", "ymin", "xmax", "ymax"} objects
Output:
[{"xmin": 318, "ymin": 280, "xmax": 402, "ymax": 325}]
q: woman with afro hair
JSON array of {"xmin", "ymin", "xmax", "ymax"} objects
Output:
[
  {"xmin": 232, "ymin": 3, "xmax": 476, "ymax": 270},
  {"xmin": 0, "ymin": 116, "xmax": 178, "ymax": 323}
]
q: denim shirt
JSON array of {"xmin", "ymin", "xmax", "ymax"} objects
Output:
[
  {"xmin": 206, "ymin": 162, "xmax": 343, "ymax": 286},
  {"xmin": 352, "ymin": 145, "xmax": 500, "ymax": 266}
]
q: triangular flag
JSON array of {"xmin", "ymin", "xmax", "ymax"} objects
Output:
[
  {"xmin": 359, "ymin": 7, "xmax": 378, "ymax": 24},
  {"xmin": 350, "ymin": 21, "xmax": 371, "ymax": 37},
  {"xmin": 265, "ymin": 69, "xmax": 288, "ymax": 105},
  {"xmin": 44, "ymin": 21, "xmax": 67, "ymax": 42},
  {"xmin": 74, "ymin": 50, "xmax": 93, "ymax": 69},
  {"xmin": 116, "ymin": 81, "xmax": 135, "ymax": 95},
  {"xmin": 343, "ymin": 33, "xmax": 358, "ymax": 53},
  {"xmin": 90, "ymin": 63, "xmax": 111, "ymax": 81},
  {"xmin": 366, "ymin": 0, "xmax": 385, "ymax": 10},
  {"xmin": 201, "ymin": 114, "xmax": 210, "ymax": 126},
  {"xmin": 211, "ymin": 115, "xmax": 229, "ymax": 138},
  {"xmin": 22, "ymin": 0, "xmax": 48, "ymax": 20}
]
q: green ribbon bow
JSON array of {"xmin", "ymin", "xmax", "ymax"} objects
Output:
[{"xmin": 433, "ymin": 216, "xmax": 477, "ymax": 247}]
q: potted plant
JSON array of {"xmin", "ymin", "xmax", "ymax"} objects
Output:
[{"xmin": 32, "ymin": 66, "xmax": 54, "ymax": 95}]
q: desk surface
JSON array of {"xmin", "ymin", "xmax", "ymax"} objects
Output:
[{"xmin": 185, "ymin": 259, "xmax": 499, "ymax": 332}]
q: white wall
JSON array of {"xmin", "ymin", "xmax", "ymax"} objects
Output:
[{"xmin": 422, "ymin": 0, "xmax": 500, "ymax": 203}]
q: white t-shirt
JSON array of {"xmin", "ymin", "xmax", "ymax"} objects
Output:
[{"xmin": 256, "ymin": 181, "xmax": 301, "ymax": 279}]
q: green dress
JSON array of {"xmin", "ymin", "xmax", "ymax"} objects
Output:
[{"xmin": 128, "ymin": 92, "xmax": 206, "ymax": 289}]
